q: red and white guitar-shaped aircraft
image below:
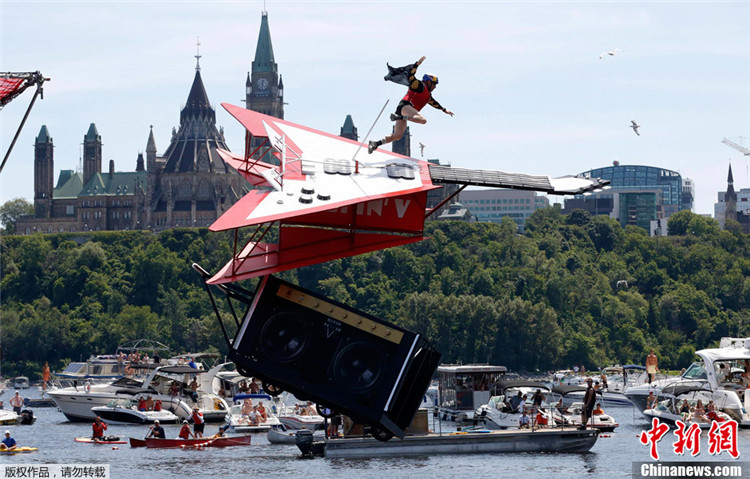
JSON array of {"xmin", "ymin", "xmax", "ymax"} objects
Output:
[{"xmin": 206, "ymin": 103, "xmax": 610, "ymax": 285}]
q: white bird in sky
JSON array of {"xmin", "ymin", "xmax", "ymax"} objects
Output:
[
  {"xmin": 599, "ymin": 48, "xmax": 622, "ymax": 59},
  {"xmin": 631, "ymin": 120, "xmax": 641, "ymax": 136}
]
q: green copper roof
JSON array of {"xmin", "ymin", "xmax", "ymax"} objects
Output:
[
  {"xmin": 79, "ymin": 171, "xmax": 147, "ymax": 197},
  {"xmin": 53, "ymin": 170, "xmax": 84, "ymax": 199},
  {"xmin": 253, "ymin": 12, "xmax": 276, "ymax": 73},
  {"xmin": 36, "ymin": 125, "xmax": 52, "ymax": 143}
]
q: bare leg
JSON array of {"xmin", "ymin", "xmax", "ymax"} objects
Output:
[{"xmin": 369, "ymin": 105, "xmax": 426, "ymax": 154}]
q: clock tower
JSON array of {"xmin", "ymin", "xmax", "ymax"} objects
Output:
[{"xmin": 245, "ymin": 11, "xmax": 284, "ymax": 119}]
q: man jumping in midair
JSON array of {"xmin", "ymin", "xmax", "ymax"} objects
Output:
[{"xmin": 368, "ymin": 56, "xmax": 454, "ymax": 154}]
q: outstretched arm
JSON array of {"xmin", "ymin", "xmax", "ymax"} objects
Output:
[
  {"xmin": 407, "ymin": 58, "xmax": 425, "ymax": 90},
  {"xmin": 427, "ymin": 97, "xmax": 454, "ymax": 117}
]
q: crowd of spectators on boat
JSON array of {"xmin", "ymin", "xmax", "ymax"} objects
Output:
[{"xmin": 136, "ymin": 396, "xmax": 162, "ymax": 412}]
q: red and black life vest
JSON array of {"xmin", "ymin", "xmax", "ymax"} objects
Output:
[{"xmin": 402, "ymin": 86, "xmax": 431, "ymax": 111}]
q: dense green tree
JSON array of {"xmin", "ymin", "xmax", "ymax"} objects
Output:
[
  {"xmin": 1, "ymin": 210, "xmax": 749, "ymax": 377},
  {"xmin": 0, "ymin": 198, "xmax": 33, "ymax": 234}
]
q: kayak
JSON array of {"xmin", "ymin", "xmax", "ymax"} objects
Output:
[
  {"xmin": 0, "ymin": 447, "xmax": 38, "ymax": 454},
  {"xmin": 142, "ymin": 435, "xmax": 252, "ymax": 449},
  {"xmin": 74, "ymin": 437, "xmax": 127, "ymax": 444}
]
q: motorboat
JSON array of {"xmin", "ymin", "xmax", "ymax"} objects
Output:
[
  {"xmin": 91, "ymin": 398, "xmax": 179, "ymax": 424},
  {"xmin": 13, "ymin": 376, "xmax": 30, "ymax": 389},
  {"xmin": 624, "ymin": 337, "xmax": 750, "ymax": 426},
  {"xmin": 556, "ymin": 402, "xmax": 619, "ymax": 432},
  {"xmin": 225, "ymin": 393, "xmax": 282, "ymax": 433},
  {"xmin": 551, "ymin": 370, "xmax": 587, "ymax": 386},
  {"xmin": 130, "ymin": 435, "xmax": 252, "ymax": 448},
  {"xmin": 47, "ymin": 367, "xmax": 193, "ymax": 422},
  {"xmin": 267, "ymin": 425, "xmax": 326, "ymax": 444},
  {"xmin": 643, "ymin": 385, "xmax": 732, "ymax": 429},
  {"xmin": 436, "ymin": 364, "xmax": 509, "ymax": 422},
  {"xmin": 0, "ymin": 410, "xmax": 18, "ymax": 425},
  {"xmin": 275, "ymin": 399, "xmax": 325, "ymax": 431},
  {"xmin": 155, "ymin": 363, "xmax": 230, "ymax": 423},
  {"xmin": 474, "ymin": 380, "xmax": 555, "ymax": 429},
  {"xmin": 551, "ymin": 383, "xmax": 633, "ymax": 408}
]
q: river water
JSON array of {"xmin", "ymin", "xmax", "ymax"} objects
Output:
[{"xmin": 1, "ymin": 388, "xmax": 748, "ymax": 478}]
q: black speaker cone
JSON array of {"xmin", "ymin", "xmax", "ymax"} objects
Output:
[
  {"xmin": 331, "ymin": 341, "xmax": 384, "ymax": 393},
  {"xmin": 259, "ymin": 312, "xmax": 310, "ymax": 363}
]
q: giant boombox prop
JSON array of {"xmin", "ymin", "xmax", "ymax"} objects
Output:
[{"xmin": 194, "ymin": 266, "xmax": 441, "ymax": 440}]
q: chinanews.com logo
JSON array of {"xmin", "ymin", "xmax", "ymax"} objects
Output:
[{"xmin": 633, "ymin": 418, "xmax": 744, "ymax": 478}]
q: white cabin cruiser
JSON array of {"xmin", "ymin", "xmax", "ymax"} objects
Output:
[
  {"xmin": 474, "ymin": 381, "xmax": 554, "ymax": 429},
  {"xmin": 625, "ymin": 337, "xmax": 750, "ymax": 426},
  {"xmin": 47, "ymin": 366, "xmax": 193, "ymax": 421}
]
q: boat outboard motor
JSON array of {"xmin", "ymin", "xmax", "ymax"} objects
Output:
[
  {"xmin": 19, "ymin": 409, "xmax": 34, "ymax": 425},
  {"xmin": 295, "ymin": 430, "xmax": 324, "ymax": 458}
]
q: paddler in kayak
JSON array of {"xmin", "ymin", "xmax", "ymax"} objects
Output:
[{"xmin": 1, "ymin": 430, "xmax": 17, "ymax": 451}]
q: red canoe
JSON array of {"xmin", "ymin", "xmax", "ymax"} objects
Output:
[{"xmin": 130, "ymin": 435, "xmax": 252, "ymax": 448}]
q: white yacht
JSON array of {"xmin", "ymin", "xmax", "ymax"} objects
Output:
[
  {"xmin": 55, "ymin": 355, "xmax": 127, "ymax": 382},
  {"xmin": 625, "ymin": 337, "xmax": 750, "ymax": 426},
  {"xmin": 47, "ymin": 366, "xmax": 193, "ymax": 422}
]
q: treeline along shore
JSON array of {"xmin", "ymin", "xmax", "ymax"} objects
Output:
[{"xmin": 1, "ymin": 207, "xmax": 748, "ymax": 378}]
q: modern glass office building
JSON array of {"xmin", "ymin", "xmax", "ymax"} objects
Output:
[{"xmin": 564, "ymin": 163, "xmax": 691, "ymax": 231}]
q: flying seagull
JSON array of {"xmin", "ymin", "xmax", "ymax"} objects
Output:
[
  {"xmin": 630, "ymin": 120, "xmax": 641, "ymax": 136},
  {"xmin": 599, "ymin": 48, "xmax": 622, "ymax": 59}
]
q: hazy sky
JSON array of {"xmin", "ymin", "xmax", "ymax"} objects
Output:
[{"xmin": 1, "ymin": 1, "xmax": 748, "ymax": 215}]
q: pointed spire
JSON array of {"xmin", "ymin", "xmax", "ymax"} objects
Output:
[
  {"xmin": 727, "ymin": 163, "xmax": 734, "ymax": 184},
  {"xmin": 146, "ymin": 125, "xmax": 157, "ymax": 153},
  {"xmin": 85, "ymin": 123, "xmax": 100, "ymax": 141},
  {"xmin": 340, "ymin": 115, "xmax": 358, "ymax": 141},
  {"xmin": 182, "ymin": 67, "xmax": 215, "ymax": 123},
  {"xmin": 36, "ymin": 125, "xmax": 52, "ymax": 143},
  {"xmin": 195, "ymin": 36, "xmax": 202, "ymax": 71},
  {"xmin": 253, "ymin": 12, "xmax": 276, "ymax": 73}
]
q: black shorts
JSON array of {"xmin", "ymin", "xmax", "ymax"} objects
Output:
[
  {"xmin": 395, "ymin": 100, "xmax": 411, "ymax": 116},
  {"xmin": 194, "ymin": 422, "xmax": 204, "ymax": 433}
]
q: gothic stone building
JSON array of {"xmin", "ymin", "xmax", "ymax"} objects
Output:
[{"xmin": 17, "ymin": 12, "xmax": 284, "ymax": 234}]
